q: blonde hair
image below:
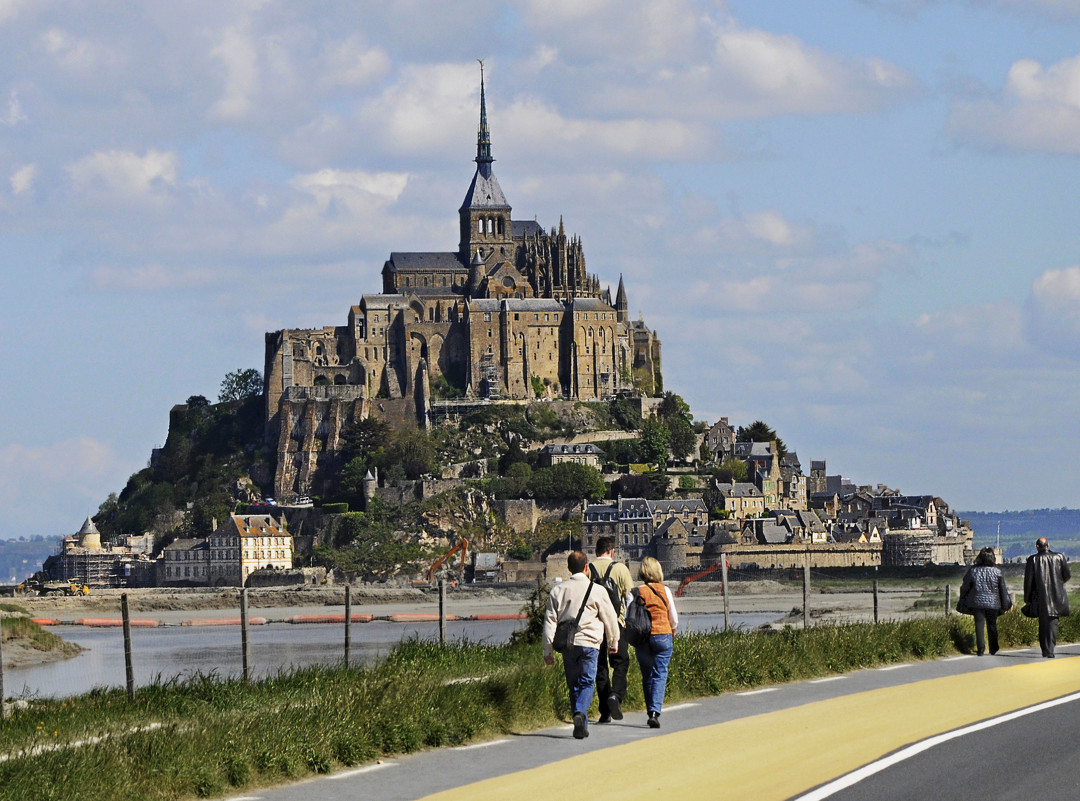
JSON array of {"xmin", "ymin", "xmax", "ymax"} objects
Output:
[{"xmin": 638, "ymin": 556, "xmax": 664, "ymax": 584}]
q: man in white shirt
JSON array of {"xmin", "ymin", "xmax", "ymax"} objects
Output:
[{"xmin": 543, "ymin": 551, "xmax": 619, "ymax": 739}]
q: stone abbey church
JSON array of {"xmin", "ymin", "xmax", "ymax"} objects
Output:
[{"xmin": 264, "ymin": 73, "xmax": 662, "ymax": 500}]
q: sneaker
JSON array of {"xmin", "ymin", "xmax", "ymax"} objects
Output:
[
  {"xmin": 597, "ymin": 714, "xmax": 611, "ymax": 724},
  {"xmin": 573, "ymin": 712, "xmax": 588, "ymax": 739},
  {"xmin": 608, "ymin": 695, "xmax": 623, "ymax": 721},
  {"xmin": 647, "ymin": 711, "xmax": 660, "ymax": 729}
]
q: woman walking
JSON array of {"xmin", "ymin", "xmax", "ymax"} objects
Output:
[
  {"xmin": 632, "ymin": 556, "xmax": 678, "ymax": 729},
  {"xmin": 960, "ymin": 547, "xmax": 1013, "ymax": 655}
]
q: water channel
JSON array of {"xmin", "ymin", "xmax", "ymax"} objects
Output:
[{"xmin": 4, "ymin": 612, "xmax": 778, "ymax": 700}]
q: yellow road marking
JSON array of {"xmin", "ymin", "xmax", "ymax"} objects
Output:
[{"xmin": 417, "ymin": 659, "xmax": 1080, "ymax": 801}]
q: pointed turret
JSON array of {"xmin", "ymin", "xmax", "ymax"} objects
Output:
[
  {"xmin": 459, "ymin": 62, "xmax": 512, "ymax": 260},
  {"xmin": 615, "ymin": 274, "xmax": 628, "ymax": 322}
]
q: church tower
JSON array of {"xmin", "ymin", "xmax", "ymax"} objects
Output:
[{"xmin": 459, "ymin": 63, "xmax": 513, "ymax": 263}]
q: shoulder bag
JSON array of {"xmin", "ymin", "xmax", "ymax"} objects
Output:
[{"xmin": 553, "ymin": 580, "xmax": 593, "ymax": 654}]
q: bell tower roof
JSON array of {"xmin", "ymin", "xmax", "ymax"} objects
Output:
[{"xmin": 460, "ymin": 61, "xmax": 510, "ymax": 213}]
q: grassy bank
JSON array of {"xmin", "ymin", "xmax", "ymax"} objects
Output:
[
  {"xmin": 0, "ymin": 604, "xmax": 81, "ymax": 659},
  {"xmin": 0, "ymin": 606, "xmax": 1077, "ymax": 801}
]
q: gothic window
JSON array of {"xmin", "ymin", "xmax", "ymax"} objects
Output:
[
  {"xmin": 486, "ymin": 219, "xmax": 493, "ymax": 234},
  {"xmin": 497, "ymin": 218, "xmax": 504, "ymax": 235},
  {"xmin": 484, "ymin": 312, "xmax": 491, "ymax": 322},
  {"xmin": 478, "ymin": 219, "xmax": 483, "ymax": 234}
]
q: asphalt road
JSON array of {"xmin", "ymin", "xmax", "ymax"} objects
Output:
[{"xmin": 218, "ymin": 642, "xmax": 1080, "ymax": 801}]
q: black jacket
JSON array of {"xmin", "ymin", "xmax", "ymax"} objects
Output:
[
  {"xmin": 1024, "ymin": 550, "xmax": 1071, "ymax": 618},
  {"xmin": 960, "ymin": 565, "xmax": 1012, "ymax": 611}
]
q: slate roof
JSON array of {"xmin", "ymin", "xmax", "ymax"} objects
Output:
[
  {"xmin": 541, "ymin": 443, "xmax": 603, "ymax": 455},
  {"xmin": 468, "ymin": 298, "xmax": 567, "ymax": 313},
  {"xmin": 384, "ymin": 252, "xmax": 468, "ymax": 273},
  {"xmin": 460, "ymin": 168, "xmax": 510, "ymax": 210},
  {"xmin": 513, "ymin": 220, "xmax": 544, "ymax": 238}
]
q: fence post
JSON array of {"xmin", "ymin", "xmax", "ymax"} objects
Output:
[
  {"xmin": 240, "ymin": 588, "xmax": 251, "ymax": 683},
  {"xmin": 945, "ymin": 584, "xmax": 951, "ymax": 616},
  {"xmin": 439, "ymin": 577, "xmax": 447, "ymax": 646},
  {"xmin": 721, "ymin": 559, "xmax": 731, "ymax": 632},
  {"xmin": 344, "ymin": 584, "xmax": 352, "ymax": 669},
  {"xmin": 803, "ymin": 561, "xmax": 811, "ymax": 628},
  {"xmin": 122, "ymin": 594, "xmax": 135, "ymax": 702},
  {"xmin": 873, "ymin": 579, "xmax": 879, "ymax": 624},
  {"xmin": 0, "ymin": 615, "xmax": 6, "ymax": 720}
]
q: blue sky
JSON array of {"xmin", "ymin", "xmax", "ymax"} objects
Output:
[{"xmin": 4, "ymin": 0, "xmax": 1080, "ymax": 539}]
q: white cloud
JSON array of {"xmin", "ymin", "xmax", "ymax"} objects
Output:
[
  {"xmin": 209, "ymin": 23, "xmax": 260, "ymax": 122},
  {"xmin": 10, "ymin": 163, "xmax": 36, "ymax": 194},
  {"xmin": 0, "ymin": 0, "xmax": 30, "ymax": 24},
  {"xmin": 318, "ymin": 35, "xmax": 391, "ymax": 89},
  {"xmin": 67, "ymin": 149, "xmax": 179, "ymax": 200},
  {"xmin": 0, "ymin": 89, "xmax": 25, "ymax": 126},
  {"xmin": 40, "ymin": 27, "xmax": 120, "ymax": 75},
  {"xmin": 1026, "ymin": 265, "xmax": 1080, "ymax": 357},
  {"xmin": 949, "ymin": 53, "xmax": 1080, "ymax": 153},
  {"xmin": 290, "ymin": 168, "xmax": 409, "ymax": 212}
]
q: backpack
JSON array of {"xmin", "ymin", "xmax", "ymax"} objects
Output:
[
  {"xmin": 625, "ymin": 583, "xmax": 668, "ymax": 648},
  {"xmin": 590, "ymin": 562, "xmax": 624, "ymax": 617}
]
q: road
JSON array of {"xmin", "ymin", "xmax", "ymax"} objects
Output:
[{"xmin": 219, "ymin": 642, "xmax": 1080, "ymax": 801}]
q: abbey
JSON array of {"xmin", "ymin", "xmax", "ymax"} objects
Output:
[{"xmin": 264, "ymin": 72, "xmax": 661, "ymax": 500}]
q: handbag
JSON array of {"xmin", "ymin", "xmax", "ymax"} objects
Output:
[
  {"xmin": 553, "ymin": 581, "xmax": 593, "ymax": 654},
  {"xmin": 1021, "ymin": 601, "xmax": 1037, "ymax": 618},
  {"xmin": 955, "ymin": 597, "xmax": 973, "ymax": 616}
]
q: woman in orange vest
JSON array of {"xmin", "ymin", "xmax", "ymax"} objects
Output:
[{"xmin": 633, "ymin": 556, "xmax": 679, "ymax": 729}]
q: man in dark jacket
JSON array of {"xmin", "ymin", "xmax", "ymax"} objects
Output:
[{"xmin": 1024, "ymin": 538, "xmax": 1071, "ymax": 658}]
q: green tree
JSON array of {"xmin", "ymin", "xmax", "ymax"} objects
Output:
[
  {"xmin": 715, "ymin": 457, "xmax": 748, "ymax": 484},
  {"xmin": 638, "ymin": 418, "xmax": 671, "ymax": 465},
  {"xmin": 736, "ymin": 420, "xmax": 787, "ymax": 458},
  {"xmin": 608, "ymin": 397, "xmax": 642, "ymax": 430},
  {"xmin": 186, "ymin": 395, "xmax": 209, "ymax": 408},
  {"xmin": 339, "ymin": 417, "xmax": 390, "ymax": 464},
  {"xmin": 385, "ymin": 426, "xmax": 437, "ymax": 480},
  {"xmin": 218, "ymin": 368, "xmax": 263, "ymax": 403},
  {"xmin": 528, "ymin": 463, "xmax": 606, "ymax": 501},
  {"xmin": 667, "ymin": 414, "xmax": 696, "ymax": 460}
]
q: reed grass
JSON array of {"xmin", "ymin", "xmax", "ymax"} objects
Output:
[{"xmin": 0, "ymin": 604, "xmax": 1077, "ymax": 801}]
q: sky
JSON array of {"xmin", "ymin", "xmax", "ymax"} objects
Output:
[{"xmin": 3, "ymin": 0, "xmax": 1080, "ymax": 539}]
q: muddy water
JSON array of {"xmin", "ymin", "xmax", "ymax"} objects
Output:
[{"xmin": 4, "ymin": 612, "xmax": 778, "ymax": 699}]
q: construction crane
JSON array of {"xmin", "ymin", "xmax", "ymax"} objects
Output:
[
  {"xmin": 427, "ymin": 538, "xmax": 470, "ymax": 583},
  {"xmin": 674, "ymin": 559, "xmax": 730, "ymax": 598}
]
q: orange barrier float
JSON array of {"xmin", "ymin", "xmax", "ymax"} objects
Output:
[
  {"xmin": 30, "ymin": 618, "xmax": 58, "ymax": 626},
  {"xmin": 286, "ymin": 614, "xmax": 375, "ymax": 624},
  {"xmin": 76, "ymin": 617, "xmax": 161, "ymax": 627},
  {"xmin": 389, "ymin": 612, "xmax": 460, "ymax": 622}
]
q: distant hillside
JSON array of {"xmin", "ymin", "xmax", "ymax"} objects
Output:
[
  {"xmin": 962, "ymin": 509, "xmax": 1080, "ymax": 562},
  {"xmin": 0, "ymin": 536, "xmax": 60, "ymax": 584}
]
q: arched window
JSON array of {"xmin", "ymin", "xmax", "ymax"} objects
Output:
[
  {"xmin": 478, "ymin": 219, "xmax": 483, "ymax": 234},
  {"xmin": 486, "ymin": 218, "xmax": 493, "ymax": 234}
]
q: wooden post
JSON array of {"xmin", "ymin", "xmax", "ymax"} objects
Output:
[
  {"xmin": 240, "ymin": 588, "xmax": 251, "ymax": 683},
  {"xmin": 122, "ymin": 594, "xmax": 135, "ymax": 702},
  {"xmin": 344, "ymin": 584, "xmax": 352, "ymax": 669},
  {"xmin": 721, "ymin": 559, "xmax": 731, "ymax": 632},
  {"xmin": 945, "ymin": 584, "xmax": 952, "ymax": 616},
  {"xmin": 803, "ymin": 561, "xmax": 811, "ymax": 628},
  {"xmin": 873, "ymin": 579, "xmax": 879, "ymax": 624},
  {"xmin": 439, "ymin": 577, "xmax": 447, "ymax": 646}
]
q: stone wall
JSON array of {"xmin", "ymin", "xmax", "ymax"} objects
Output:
[{"xmin": 715, "ymin": 542, "xmax": 882, "ymax": 570}]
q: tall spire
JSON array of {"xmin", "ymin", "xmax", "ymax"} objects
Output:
[{"xmin": 476, "ymin": 60, "xmax": 493, "ymax": 177}]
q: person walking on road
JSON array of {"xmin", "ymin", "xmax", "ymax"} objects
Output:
[
  {"xmin": 632, "ymin": 556, "xmax": 678, "ymax": 730},
  {"xmin": 1024, "ymin": 537, "xmax": 1071, "ymax": 658},
  {"xmin": 589, "ymin": 536, "xmax": 633, "ymax": 723},
  {"xmin": 543, "ymin": 551, "xmax": 620, "ymax": 740},
  {"xmin": 960, "ymin": 547, "xmax": 1013, "ymax": 656}
]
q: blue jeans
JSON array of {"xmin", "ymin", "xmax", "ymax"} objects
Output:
[
  {"xmin": 635, "ymin": 633, "xmax": 673, "ymax": 714},
  {"xmin": 563, "ymin": 646, "xmax": 600, "ymax": 718}
]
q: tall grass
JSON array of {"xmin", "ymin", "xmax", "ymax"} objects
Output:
[{"xmin": 0, "ymin": 604, "xmax": 1076, "ymax": 801}]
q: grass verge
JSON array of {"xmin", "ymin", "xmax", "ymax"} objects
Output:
[{"xmin": 0, "ymin": 607, "xmax": 1076, "ymax": 801}]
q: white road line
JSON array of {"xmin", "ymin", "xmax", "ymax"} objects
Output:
[
  {"xmin": 660, "ymin": 703, "xmax": 700, "ymax": 712},
  {"xmin": 877, "ymin": 664, "xmax": 911, "ymax": 671},
  {"xmin": 452, "ymin": 739, "xmax": 510, "ymax": 751},
  {"xmin": 810, "ymin": 676, "xmax": 847, "ymax": 684},
  {"xmin": 328, "ymin": 762, "xmax": 397, "ymax": 780},
  {"xmin": 943, "ymin": 655, "xmax": 973, "ymax": 662},
  {"xmin": 791, "ymin": 691, "xmax": 1080, "ymax": 801},
  {"xmin": 737, "ymin": 688, "xmax": 777, "ymax": 696}
]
